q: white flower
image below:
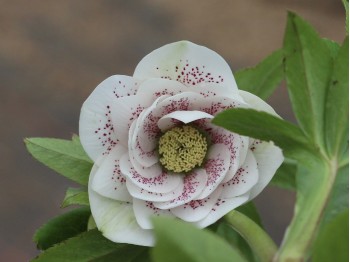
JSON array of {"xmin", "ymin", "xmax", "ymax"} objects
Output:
[{"xmin": 79, "ymin": 41, "xmax": 283, "ymax": 246}]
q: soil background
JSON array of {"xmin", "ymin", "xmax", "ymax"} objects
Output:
[{"xmin": 0, "ymin": 0, "xmax": 346, "ymax": 260}]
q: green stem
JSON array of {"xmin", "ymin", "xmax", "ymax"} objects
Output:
[
  {"xmin": 224, "ymin": 210, "xmax": 278, "ymax": 262},
  {"xmin": 275, "ymin": 158, "xmax": 338, "ymax": 261}
]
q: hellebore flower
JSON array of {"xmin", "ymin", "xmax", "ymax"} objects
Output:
[{"xmin": 79, "ymin": 41, "xmax": 283, "ymax": 246}]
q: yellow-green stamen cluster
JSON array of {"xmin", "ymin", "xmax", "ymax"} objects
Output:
[{"xmin": 158, "ymin": 125, "xmax": 208, "ymax": 173}]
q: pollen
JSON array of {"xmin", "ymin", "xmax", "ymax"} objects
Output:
[{"xmin": 158, "ymin": 125, "xmax": 208, "ymax": 173}]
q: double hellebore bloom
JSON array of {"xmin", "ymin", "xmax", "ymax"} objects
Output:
[{"xmin": 79, "ymin": 41, "xmax": 283, "ymax": 246}]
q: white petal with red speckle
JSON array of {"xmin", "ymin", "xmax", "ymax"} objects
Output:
[
  {"xmin": 136, "ymin": 78, "xmax": 186, "ymax": 101},
  {"xmin": 158, "ymin": 110, "xmax": 213, "ymax": 131},
  {"xmin": 80, "ymin": 75, "xmax": 139, "ymax": 161},
  {"xmin": 126, "ymin": 178, "xmax": 184, "ymax": 202},
  {"xmin": 171, "ymin": 186, "xmax": 223, "ymax": 222},
  {"xmin": 154, "ymin": 169, "xmax": 207, "ymax": 209},
  {"xmin": 120, "ymin": 153, "xmax": 182, "ymax": 194},
  {"xmin": 110, "ymin": 95, "xmax": 148, "ymax": 147},
  {"xmin": 89, "ymin": 160, "xmax": 154, "ymax": 246},
  {"xmin": 221, "ymin": 151, "xmax": 259, "ymax": 198},
  {"xmin": 91, "ymin": 145, "xmax": 132, "ymax": 202},
  {"xmin": 134, "ymin": 41, "xmax": 239, "ymax": 95},
  {"xmin": 249, "ymin": 141, "xmax": 284, "ymax": 199},
  {"xmin": 196, "ymin": 144, "xmax": 231, "ymax": 199},
  {"xmin": 195, "ymin": 193, "xmax": 250, "ymax": 228},
  {"xmin": 133, "ymin": 199, "xmax": 175, "ymax": 229}
]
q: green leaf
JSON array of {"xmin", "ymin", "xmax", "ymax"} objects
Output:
[
  {"xmin": 25, "ymin": 136, "xmax": 93, "ymax": 185},
  {"xmin": 235, "ymin": 49, "xmax": 284, "ymax": 100},
  {"xmin": 324, "ymin": 37, "xmax": 349, "ymax": 158},
  {"xmin": 90, "ymin": 244, "xmax": 150, "ymax": 262},
  {"xmin": 33, "ymin": 207, "xmax": 91, "ymax": 250},
  {"xmin": 313, "ymin": 210, "xmax": 349, "ymax": 262},
  {"xmin": 283, "ymin": 12, "xmax": 333, "ymax": 150},
  {"xmin": 152, "ymin": 217, "xmax": 247, "ymax": 262},
  {"xmin": 61, "ymin": 187, "xmax": 89, "ymax": 208},
  {"xmin": 32, "ymin": 229, "xmax": 149, "ymax": 262},
  {"xmin": 212, "ymin": 108, "xmax": 310, "ymax": 158},
  {"xmin": 323, "ymin": 39, "xmax": 340, "ymax": 59},
  {"xmin": 270, "ymin": 159, "xmax": 297, "ymax": 190}
]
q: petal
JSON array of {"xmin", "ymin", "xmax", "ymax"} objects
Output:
[
  {"xmin": 248, "ymin": 141, "xmax": 284, "ymax": 199},
  {"xmin": 133, "ymin": 199, "xmax": 174, "ymax": 229},
  {"xmin": 110, "ymin": 95, "xmax": 149, "ymax": 146},
  {"xmin": 239, "ymin": 90, "xmax": 279, "ymax": 116},
  {"xmin": 221, "ymin": 151, "xmax": 259, "ymax": 198},
  {"xmin": 79, "ymin": 75, "xmax": 139, "ymax": 161},
  {"xmin": 171, "ymin": 186, "xmax": 223, "ymax": 222},
  {"xmin": 91, "ymin": 145, "xmax": 132, "ymax": 202},
  {"xmin": 154, "ymin": 169, "xmax": 207, "ymax": 209},
  {"xmin": 196, "ymin": 144, "xmax": 231, "ymax": 199},
  {"xmin": 88, "ymin": 160, "xmax": 154, "ymax": 246},
  {"xmin": 158, "ymin": 110, "xmax": 213, "ymax": 131},
  {"xmin": 194, "ymin": 193, "xmax": 250, "ymax": 228},
  {"xmin": 136, "ymin": 78, "xmax": 186, "ymax": 101},
  {"xmin": 120, "ymin": 154, "xmax": 183, "ymax": 194},
  {"xmin": 126, "ymin": 178, "xmax": 184, "ymax": 202},
  {"xmin": 134, "ymin": 41, "xmax": 238, "ymax": 95},
  {"xmin": 200, "ymin": 121, "xmax": 243, "ymax": 183}
]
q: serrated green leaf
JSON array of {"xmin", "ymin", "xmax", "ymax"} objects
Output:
[
  {"xmin": 324, "ymin": 37, "xmax": 349, "ymax": 158},
  {"xmin": 61, "ymin": 187, "xmax": 89, "ymax": 208},
  {"xmin": 33, "ymin": 229, "xmax": 118, "ymax": 262},
  {"xmin": 323, "ymin": 38, "xmax": 340, "ymax": 59},
  {"xmin": 212, "ymin": 108, "xmax": 311, "ymax": 159},
  {"xmin": 270, "ymin": 160, "xmax": 297, "ymax": 190},
  {"xmin": 152, "ymin": 217, "xmax": 247, "ymax": 262},
  {"xmin": 235, "ymin": 49, "xmax": 284, "ymax": 100},
  {"xmin": 25, "ymin": 136, "xmax": 93, "ymax": 185},
  {"xmin": 313, "ymin": 210, "xmax": 349, "ymax": 262},
  {"xmin": 283, "ymin": 12, "xmax": 333, "ymax": 151},
  {"xmin": 33, "ymin": 207, "xmax": 91, "ymax": 250}
]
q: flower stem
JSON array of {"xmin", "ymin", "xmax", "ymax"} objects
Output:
[
  {"xmin": 274, "ymin": 158, "xmax": 338, "ymax": 261},
  {"xmin": 224, "ymin": 210, "xmax": 278, "ymax": 262}
]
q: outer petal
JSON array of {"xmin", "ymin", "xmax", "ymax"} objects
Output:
[
  {"xmin": 221, "ymin": 151, "xmax": 259, "ymax": 198},
  {"xmin": 89, "ymin": 159, "xmax": 154, "ymax": 246},
  {"xmin": 195, "ymin": 193, "xmax": 250, "ymax": 228},
  {"xmin": 239, "ymin": 90, "xmax": 279, "ymax": 116},
  {"xmin": 248, "ymin": 141, "xmax": 284, "ymax": 199},
  {"xmin": 171, "ymin": 187, "xmax": 223, "ymax": 222},
  {"xmin": 79, "ymin": 75, "xmax": 139, "ymax": 161},
  {"xmin": 136, "ymin": 78, "xmax": 186, "ymax": 101},
  {"xmin": 91, "ymin": 145, "xmax": 132, "ymax": 202},
  {"xmin": 133, "ymin": 199, "xmax": 174, "ymax": 229},
  {"xmin": 134, "ymin": 41, "xmax": 239, "ymax": 96}
]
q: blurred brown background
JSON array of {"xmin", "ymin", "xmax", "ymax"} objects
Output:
[{"xmin": 0, "ymin": 0, "xmax": 346, "ymax": 261}]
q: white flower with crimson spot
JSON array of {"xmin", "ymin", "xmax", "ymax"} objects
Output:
[{"xmin": 79, "ymin": 41, "xmax": 284, "ymax": 246}]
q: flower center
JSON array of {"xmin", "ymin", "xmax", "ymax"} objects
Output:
[{"xmin": 158, "ymin": 125, "xmax": 208, "ymax": 173}]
